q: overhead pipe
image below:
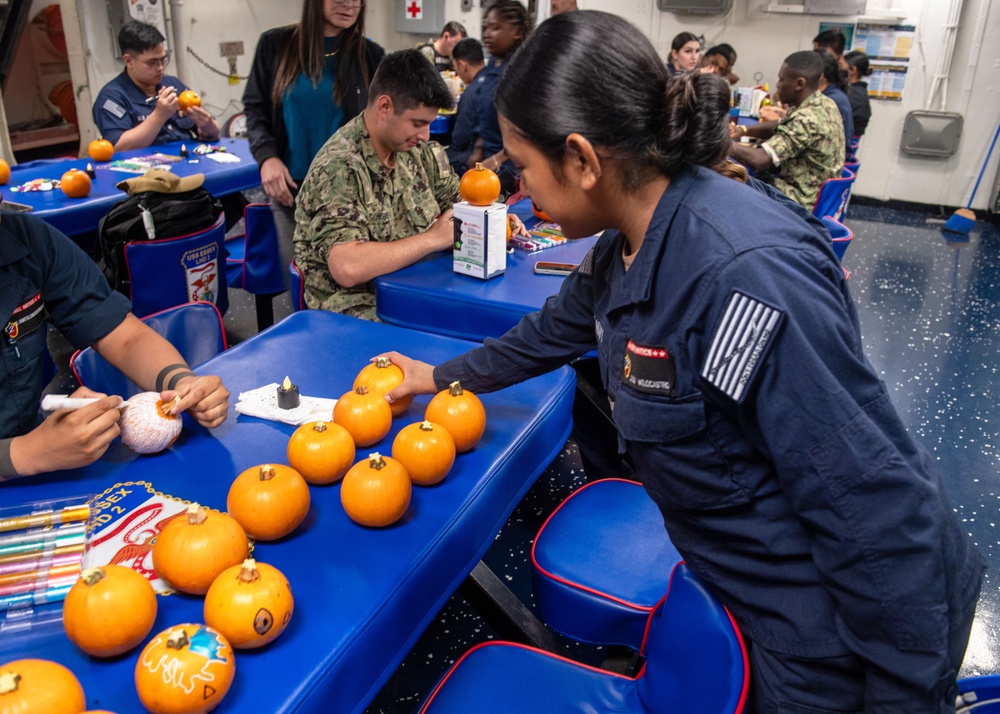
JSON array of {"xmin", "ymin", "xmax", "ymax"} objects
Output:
[{"xmin": 168, "ymin": 0, "xmax": 190, "ymax": 85}]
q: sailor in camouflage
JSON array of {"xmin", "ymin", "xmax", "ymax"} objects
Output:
[
  {"xmin": 293, "ymin": 50, "xmax": 459, "ymax": 320},
  {"xmin": 731, "ymin": 51, "xmax": 844, "ymax": 208}
]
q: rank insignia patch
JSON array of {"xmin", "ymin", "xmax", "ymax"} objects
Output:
[{"xmin": 701, "ymin": 290, "xmax": 783, "ymax": 402}]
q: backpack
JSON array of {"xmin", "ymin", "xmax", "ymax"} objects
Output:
[{"xmin": 96, "ymin": 188, "xmax": 222, "ymax": 298}]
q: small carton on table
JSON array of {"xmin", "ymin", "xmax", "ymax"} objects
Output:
[{"xmin": 453, "ymin": 201, "xmax": 507, "ymax": 280}]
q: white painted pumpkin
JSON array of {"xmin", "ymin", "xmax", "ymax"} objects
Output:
[{"xmin": 119, "ymin": 392, "xmax": 182, "ymax": 454}]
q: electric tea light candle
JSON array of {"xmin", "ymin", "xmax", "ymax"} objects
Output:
[{"xmin": 277, "ymin": 376, "xmax": 300, "ymax": 410}]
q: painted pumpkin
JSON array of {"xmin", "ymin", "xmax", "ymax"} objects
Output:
[
  {"xmin": 353, "ymin": 357, "xmax": 413, "ymax": 416},
  {"xmin": 333, "ymin": 385, "xmax": 392, "ymax": 447},
  {"xmin": 135, "ymin": 624, "xmax": 234, "ymax": 714},
  {"xmin": 227, "ymin": 464, "xmax": 310, "ymax": 540},
  {"xmin": 177, "ymin": 90, "xmax": 201, "ymax": 112},
  {"xmin": 0, "ymin": 659, "xmax": 85, "ymax": 714},
  {"xmin": 87, "ymin": 139, "xmax": 114, "ymax": 162},
  {"xmin": 531, "ymin": 201, "xmax": 553, "ymax": 222},
  {"xmin": 341, "ymin": 453, "xmax": 411, "ymax": 527},
  {"xmin": 63, "ymin": 565, "xmax": 157, "ymax": 657},
  {"xmin": 59, "ymin": 169, "xmax": 91, "ymax": 198},
  {"xmin": 119, "ymin": 393, "xmax": 182, "ymax": 455},
  {"xmin": 459, "ymin": 163, "xmax": 501, "ymax": 206},
  {"xmin": 424, "ymin": 381, "xmax": 486, "ymax": 452},
  {"xmin": 151, "ymin": 503, "xmax": 249, "ymax": 595},
  {"xmin": 392, "ymin": 421, "xmax": 456, "ymax": 486},
  {"xmin": 204, "ymin": 559, "xmax": 293, "ymax": 649},
  {"xmin": 287, "ymin": 421, "xmax": 355, "ymax": 484}
]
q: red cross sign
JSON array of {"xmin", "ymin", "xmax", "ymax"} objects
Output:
[{"xmin": 407, "ymin": 0, "xmax": 423, "ymax": 19}]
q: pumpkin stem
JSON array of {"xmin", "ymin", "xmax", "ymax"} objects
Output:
[
  {"xmin": 375, "ymin": 356, "xmax": 392, "ymax": 368},
  {"xmin": 157, "ymin": 395, "xmax": 182, "ymax": 418},
  {"xmin": 166, "ymin": 629, "xmax": 190, "ymax": 650},
  {"xmin": 0, "ymin": 672, "xmax": 21, "ymax": 695},
  {"xmin": 356, "ymin": 385, "xmax": 370, "ymax": 396},
  {"xmin": 259, "ymin": 465, "xmax": 276, "ymax": 481},
  {"xmin": 474, "ymin": 162, "xmax": 486, "ymax": 171},
  {"xmin": 419, "ymin": 421, "xmax": 434, "ymax": 432},
  {"xmin": 368, "ymin": 452, "xmax": 386, "ymax": 470},
  {"xmin": 81, "ymin": 567, "xmax": 107, "ymax": 586},
  {"xmin": 239, "ymin": 559, "xmax": 261, "ymax": 583},
  {"xmin": 313, "ymin": 423, "xmax": 327, "ymax": 433},
  {"xmin": 448, "ymin": 381, "xmax": 464, "ymax": 396},
  {"xmin": 186, "ymin": 503, "xmax": 208, "ymax": 525}
]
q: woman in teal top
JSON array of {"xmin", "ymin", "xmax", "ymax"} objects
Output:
[{"xmin": 244, "ymin": 0, "xmax": 384, "ymax": 284}]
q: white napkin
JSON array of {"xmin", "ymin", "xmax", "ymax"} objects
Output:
[
  {"xmin": 235, "ymin": 383, "xmax": 337, "ymax": 426},
  {"xmin": 205, "ymin": 152, "xmax": 241, "ymax": 163}
]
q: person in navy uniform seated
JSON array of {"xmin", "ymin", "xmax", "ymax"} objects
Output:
[
  {"xmin": 445, "ymin": 38, "xmax": 486, "ymax": 174},
  {"xmin": 93, "ymin": 20, "xmax": 220, "ymax": 151},
  {"xmin": 0, "ymin": 210, "xmax": 230, "ymax": 482},
  {"xmin": 378, "ymin": 11, "xmax": 984, "ymax": 712}
]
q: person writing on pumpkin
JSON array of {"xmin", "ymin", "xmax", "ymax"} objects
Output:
[
  {"xmin": 0, "ymin": 210, "xmax": 230, "ymax": 482},
  {"xmin": 375, "ymin": 11, "xmax": 983, "ymax": 711},
  {"xmin": 93, "ymin": 20, "xmax": 219, "ymax": 152}
]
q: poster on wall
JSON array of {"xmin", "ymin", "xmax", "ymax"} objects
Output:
[
  {"xmin": 128, "ymin": 0, "xmax": 167, "ymax": 43},
  {"xmin": 851, "ymin": 23, "xmax": 916, "ymax": 101}
]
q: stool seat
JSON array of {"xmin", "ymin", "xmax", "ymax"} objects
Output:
[
  {"xmin": 531, "ymin": 478, "xmax": 681, "ymax": 648},
  {"xmin": 958, "ymin": 675, "xmax": 1000, "ymax": 712}
]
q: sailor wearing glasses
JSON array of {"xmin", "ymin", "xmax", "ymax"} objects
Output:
[{"xmin": 93, "ymin": 20, "xmax": 220, "ymax": 152}]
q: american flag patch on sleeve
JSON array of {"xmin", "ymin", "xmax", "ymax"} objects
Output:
[{"xmin": 701, "ymin": 290, "xmax": 783, "ymax": 402}]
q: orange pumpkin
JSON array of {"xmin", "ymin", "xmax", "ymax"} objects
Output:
[
  {"xmin": 392, "ymin": 420, "xmax": 456, "ymax": 486},
  {"xmin": 459, "ymin": 163, "xmax": 501, "ymax": 206},
  {"xmin": 425, "ymin": 381, "xmax": 486, "ymax": 452},
  {"xmin": 227, "ymin": 464, "xmax": 310, "ymax": 540},
  {"xmin": 135, "ymin": 624, "xmax": 234, "ymax": 714},
  {"xmin": 287, "ymin": 421, "xmax": 355, "ymax": 484},
  {"xmin": 87, "ymin": 138, "xmax": 114, "ymax": 162},
  {"xmin": 0, "ymin": 158, "xmax": 10, "ymax": 185},
  {"xmin": 177, "ymin": 90, "xmax": 201, "ymax": 112},
  {"xmin": 531, "ymin": 201, "xmax": 553, "ymax": 222},
  {"xmin": 59, "ymin": 169, "xmax": 91, "ymax": 198},
  {"xmin": 63, "ymin": 565, "xmax": 157, "ymax": 657},
  {"xmin": 151, "ymin": 503, "xmax": 249, "ymax": 595},
  {"xmin": 333, "ymin": 385, "xmax": 392, "ymax": 447},
  {"xmin": 341, "ymin": 452, "xmax": 411, "ymax": 527},
  {"xmin": 354, "ymin": 357, "xmax": 413, "ymax": 416},
  {"xmin": 204, "ymin": 559, "xmax": 293, "ymax": 649},
  {"xmin": 0, "ymin": 659, "xmax": 85, "ymax": 714}
]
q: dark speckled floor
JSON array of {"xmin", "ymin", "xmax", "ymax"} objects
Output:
[{"xmin": 60, "ymin": 195, "xmax": 996, "ymax": 710}]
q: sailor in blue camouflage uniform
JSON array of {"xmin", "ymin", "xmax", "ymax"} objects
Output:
[{"xmin": 380, "ymin": 12, "xmax": 984, "ymax": 712}]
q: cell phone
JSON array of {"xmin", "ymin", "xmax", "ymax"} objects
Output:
[
  {"xmin": 1, "ymin": 200, "xmax": 33, "ymax": 213},
  {"xmin": 533, "ymin": 261, "xmax": 577, "ymax": 276}
]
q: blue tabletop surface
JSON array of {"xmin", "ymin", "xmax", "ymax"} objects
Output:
[
  {"xmin": 0, "ymin": 310, "xmax": 575, "ymax": 713},
  {"xmin": 375, "ymin": 200, "xmax": 600, "ymax": 342},
  {"xmin": 0, "ymin": 139, "xmax": 259, "ymax": 237}
]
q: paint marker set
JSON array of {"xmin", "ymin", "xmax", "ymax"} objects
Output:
[{"xmin": 509, "ymin": 222, "xmax": 568, "ymax": 252}]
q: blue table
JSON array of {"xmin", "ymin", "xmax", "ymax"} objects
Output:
[
  {"xmin": 375, "ymin": 200, "xmax": 600, "ymax": 342},
  {"xmin": 0, "ymin": 310, "xmax": 575, "ymax": 714},
  {"xmin": 0, "ymin": 138, "xmax": 258, "ymax": 238}
]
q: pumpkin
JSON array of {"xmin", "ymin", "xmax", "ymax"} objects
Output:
[
  {"xmin": 135, "ymin": 624, "xmax": 234, "ymax": 714},
  {"xmin": 425, "ymin": 381, "xmax": 486, "ymax": 452},
  {"xmin": 119, "ymin": 393, "xmax": 182, "ymax": 454},
  {"xmin": 204, "ymin": 559, "xmax": 293, "ymax": 649},
  {"xmin": 459, "ymin": 163, "xmax": 501, "ymax": 206},
  {"xmin": 392, "ymin": 421, "xmax": 456, "ymax": 486},
  {"xmin": 0, "ymin": 659, "xmax": 85, "ymax": 714},
  {"xmin": 0, "ymin": 158, "xmax": 9, "ymax": 185},
  {"xmin": 59, "ymin": 169, "xmax": 91, "ymax": 198},
  {"xmin": 333, "ymin": 385, "xmax": 392, "ymax": 447},
  {"xmin": 341, "ymin": 453, "xmax": 411, "ymax": 527},
  {"xmin": 531, "ymin": 201, "xmax": 553, "ymax": 222},
  {"xmin": 287, "ymin": 421, "xmax": 355, "ymax": 484},
  {"xmin": 505, "ymin": 216, "xmax": 517, "ymax": 241},
  {"xmin": 151, "ymin": 503, "xmax": 249, "ymax": 595},
  {"xmin": 63, "ymin": 565, "xmax": 157, "ymax": 657},
  {"xmin": 87, "ymin": 139, "xmax": 114, "ymax": 162},
  {"xmin": 177, "ymin": 90, "xmax": 201, "ymax": 112},
  {"xmin": 227, "ymin": 463, "xmax": 310, "ymax": 540},
  {"xmin": 354, "ymin": 357, "xmax": 413, "ymax": 416}
]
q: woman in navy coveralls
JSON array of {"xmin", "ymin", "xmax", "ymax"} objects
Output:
[{"xmin": 382, "ymin": 11, "xmax": 983, "ymax": 713}]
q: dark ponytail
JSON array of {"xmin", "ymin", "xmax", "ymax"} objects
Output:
[{"xmin": 496, "ymin": 11, "xmax": 734, "ymax": 188}]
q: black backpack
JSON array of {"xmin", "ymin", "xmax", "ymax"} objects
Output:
[{"xmin": 96, "ymin": 188, "xmax": 222, "ymax": 298}]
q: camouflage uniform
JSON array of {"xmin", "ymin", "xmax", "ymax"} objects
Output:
[
  {"xmin": 293, "ymin": 114, "xmax": 460, "ymax": 319},
  {"xmin": 761, "ymin": 91, "xmax": 845, "ymax": 208}
]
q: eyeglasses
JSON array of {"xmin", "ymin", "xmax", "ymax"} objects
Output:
[
  {"xmin": 330, "ymin": 0, "xmax": 364, "ymax": 7},
  {"xmin": 131, "ymin": 52, "xmax": 171, "ymax": 69}
]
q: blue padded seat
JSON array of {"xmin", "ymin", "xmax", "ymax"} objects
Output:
[
  {"xmin": 225, "ymin": 203, "xmax": 287, "ymax": 331},
  {"xmin": 812, "ymin": 166, "xmax": 856, "ymax": 223},
  {"xmin": 958, "ymin": 676, "xmax": 1000, "ymax": 712},
  {"xmin": 70, "ymin": 302, "xmax": 227, "ymax": 398},
  {"xmin": 531, "ymin": 478, "xmax": 681, "ymax": 649},
  {"xmin": 820, "ymin": 216, "xmax": 854, "ymax": 262},
  {"xmin": 289, "ymin": 260, "xmax": 306, "ymax": 312},
  {"xmin": 419, "ymin": 563, "xmax": 748, "ymax": 714}
]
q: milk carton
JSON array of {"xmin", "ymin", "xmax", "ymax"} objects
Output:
[{"xmin": 452, "ymin": 201, "xmax": 507, "ymax": 280}]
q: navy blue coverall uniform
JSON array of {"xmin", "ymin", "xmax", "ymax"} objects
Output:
[
  {"xmin": 434, "ymin": 166, "xmax": 985, "ymax": 711},
  {"xmin": 0, "ymin": 212, "xmax": 130, "ymax": 479},
  {"xmin": 93, "ymin": 71, "xmax": 198, "ymax": 147}
]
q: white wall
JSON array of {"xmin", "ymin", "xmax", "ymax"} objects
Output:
[{"xmin": 70, "ymin": 0, "xmax": 1000, "ymax": 209}]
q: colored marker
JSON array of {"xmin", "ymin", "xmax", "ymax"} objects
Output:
[
  {"xmin": 0, "ymin": 552, "xmax": 84, "ymax": 580},
  {"xmin": 0, "ymin": 503, "xmax": 90, "ymax": 534},
  {"xmin": 0, "ymin": 524, "xmax": 87, "ymax": 559},
  {"xmin": 0, "ymin": 543, "xmax": 84, "ymax": 569},
  {"xmin": 0, "ymin": 583, "xmax": 73, "ymax": 611},
  {"xmin": 0, "ymin": 569, "xmax": 80, "ymax": 596}
]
